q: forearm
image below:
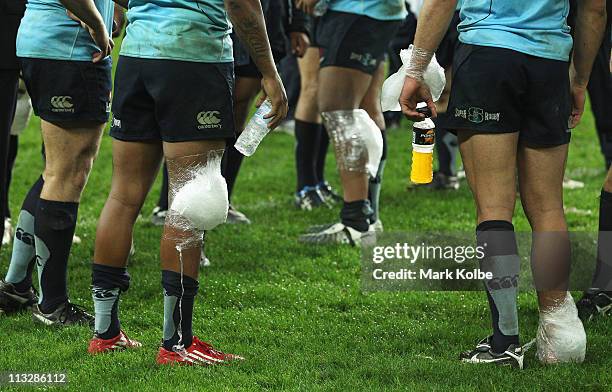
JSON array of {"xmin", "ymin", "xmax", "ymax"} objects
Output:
[
  {"xmin": 225, "ymin": 0, "xmax": 277, "ymax": 78},
  {"xmin": 572, "ymin": 0, "xmax": 607, "ymax": 87},
  {"xmin": 413, "ymin": 0, "xmax": 457, "ymax": 51},
  {"xmin": 59, "ymin": 0, "xmax": 105, "ymax": 30},
  {"xmin": 407, "ymin": 0, "xmax": 457, "ymax": 80}
]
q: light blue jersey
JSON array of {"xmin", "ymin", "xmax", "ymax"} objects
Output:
[
  {"xmin": 16, "ymin": 0, "xmax": 113, "ymax": 61},
  {"xmin": 120, "ymin": 0, "xmax": 233, "ymax": 63},
  {"xmin": 329, "ymin": 0, "xmax": 407, "ymax": 21},
  {"xmin": 458, "ymin": 0, "xmax": 573, "ymax": 62}
]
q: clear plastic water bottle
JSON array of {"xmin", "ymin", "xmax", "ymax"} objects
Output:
[{"xmin": 235, "ymin": 100, "xmax": 273, "ymax": 156}]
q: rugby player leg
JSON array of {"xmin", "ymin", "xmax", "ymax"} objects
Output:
[
  {"xmin": 159, "ymin": 139, "xmax": 226, "ymax": 355},
  {"xmin": 459, "ymin": 131, "xmax": 522, "ymax": 356},
  {"xmin": 32, "ymin": 120, "xmax": 104, "ymax": 324},
  {"xmin": 517, "ymin": 144, "xmax": 570, "ymax": 308},
  {"xmin": 517, "ymin": 143, "xmax": 587, "ymax": 363},
  {"xmin": 294, "ymin": 47, "xmax": 328, "ymax": 209},
  {"xmin": 318, "ymin": 66, "xmax": 371, "ymax": 204},
  {"xmin": 359, "ymin": 62, "xmax": 386, "ymax": 229},
  {"xmin": 88, "ymin": 139, "xmax": 161, "ymax": 352}
]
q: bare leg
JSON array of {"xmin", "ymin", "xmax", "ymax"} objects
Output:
[
  {"xmin": 517, "ymin": 143, "xmax": 570, "ymax": 309},
  {"xmin": 94, "ymin": 140, "xmax": 163, "ymax": 267},
  {"xmin": 318, "ymin": 66, "xmax": 372, "ymax": 202},
  {"xmin": 459, "ymin": 131, "xmax": 520, "ymax": 353},
  {"xmin": 359, "ymin": 62, "xmax": 386, "ymax": 130},
  {"xmin": 40, "ymin": 120, "xmax": 104, "ymax": 202},
  {"xmin": 295, "ymin": 47, "xmax": 321, "ymax": 124},
  {"xmin": 35, "ymin": 119, "xmax": 104, "ymax": 314},
  {"xmin": 161, "ymin": 139, "xmax": 226, "ymax": 280},
  {"xmin": 459, "ymin": 132, "xmax": 518, "ymax": 224}
]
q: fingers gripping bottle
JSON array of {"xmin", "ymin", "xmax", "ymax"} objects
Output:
[{"xmin": 410, "ymin": 104, "xmax": 435, "ymax": 184}]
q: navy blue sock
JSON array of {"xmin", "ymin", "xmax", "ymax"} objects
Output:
[
  {"xmin": 162, "ymin": 270, "xmax": 198, "ymax": 351},
  {"xmin": 5, "ymin": 176, "xmax": 44, "ymax": 292},
  {"xmin": 295, "ymin": 120, "xmax": 320, "ymax": 191},
  {"xmin": 92, "ymin": 263, "xmax": 130, "ymax": 339},
  {"xmin": 476, "ymin": 220, "xmax": 520, "ymax": 353},
  {"xmin": 341, "ymin": 200, "xmax": 372, "ymax": 232},
  {"xmin": 316, "ymin": 126, "xmax": 329, "ymax": 184},
  {"xmin": 35, "ymin": 199, "xmax": 79, "ymax": 313}
]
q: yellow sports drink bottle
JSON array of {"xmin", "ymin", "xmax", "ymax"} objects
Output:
[{"xmin": 410, "ymin": 105, "xmax": 435, "ymax": 184}]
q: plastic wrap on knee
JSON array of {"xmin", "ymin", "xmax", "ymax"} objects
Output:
[
  {"xmin": 166, "ymin": 150, "xmax": 228, "ymax": 248},
  {"xmin": 536, "ymin": 292, "xmax": 586, "ymax": 364},
  {"xmin": 321, "ymin": 109, "xmax": 383, "ymax": 178}
]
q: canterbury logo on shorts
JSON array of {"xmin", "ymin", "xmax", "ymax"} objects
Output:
[
  {"xmin": 50, "ymin": 96, "xmax": 75, "ymax": 113},
  {"xmin": 197, "ymin": 110, "xmax": 222, "ymax": 130}
]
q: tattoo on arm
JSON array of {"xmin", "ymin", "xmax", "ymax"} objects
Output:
[{"xmin": 226, "ymin": 0, "xmax": 276, "ymax": 77}]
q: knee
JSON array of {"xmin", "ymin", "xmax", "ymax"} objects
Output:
[
  {"xmin": 44, "ymin": 148, "xmax": 97, "ymax": 194},
  {"xmin": 108, "ymin": 181, "xmax": 149, "ymax": 213},
  {"xmin": 521, "ymin": 198, "xmax": 566, "ymax": 230},
  {"xmin": 300, "ymin": 82, "xmax": 319, "ymax": 104},
  {"xmin": 71, "ymin": 144, "xmax": 99, "ymax": 191}
]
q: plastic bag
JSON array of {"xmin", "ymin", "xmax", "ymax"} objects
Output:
[
  {"xmin": 536, "ymin": 292, "xmax": 587, "ymax": 364},
  {"xmin": 381, "ymin": 45, "xmax": 446, "ymax": 112},
  {"xmin": 169, "ymin": 151, "xmax": 228, "ymax": 232}
]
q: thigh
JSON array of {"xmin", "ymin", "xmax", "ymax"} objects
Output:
[
  {"xmin": 295, "ymin": 47, "xmax": 321, "ymax": 122},
  {"xmin": 233, "ymin": 76, "xmax": 262, "ymax": 133},
  {"xmin": 359, "ymin": 62, "xmax": 386, "ymax": 129},
  {"xmin": 459, "ymin": 131, "xmax": 519, "ymax": 223},
  {"xmin": 517, "ymin": 143, "xmax": 568, "ymax": 228},
  {"xmin": 109, "ymin": 139, "xmax": 163, "ymax": 206},
  {"xmin": 318, "ymin": 66, "xmax": 372, "ymax": 111},
  {"xmin": 297, "ymin": 47, "xmax": 320, "ymax": 88},
  {"xmin": 41, "ymin": 119, "xmax": 104, "ymax": 172}
]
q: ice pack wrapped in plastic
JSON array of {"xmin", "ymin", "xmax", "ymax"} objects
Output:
[
  {"xmin": 536, "ymin": 292, "xmax": 587, "ymax": 364},
  {"xmin": 381, "ymin": 45, "xmax": 446, "ymax": 112},
  {"xmin": 169, "ymin": 151, "xmax": 228, "ymax": 232}
]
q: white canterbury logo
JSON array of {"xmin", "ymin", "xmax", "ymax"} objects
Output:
[
  {"xmin": 50, "ymin": 96, "xmax": 75, "ymax": 113},
  {"xmin": 197, "ymin": 110, "xmax": 222, "ymax": 130}
]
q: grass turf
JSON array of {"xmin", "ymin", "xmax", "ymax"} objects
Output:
[{"xmin": 0, "ymin": 51, "xmax": 610, "ymax": 392}]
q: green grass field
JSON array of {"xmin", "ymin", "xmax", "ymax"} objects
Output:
[{"xmin": 0, "ymin": 48, "xmax": 610, "ymax": 391}]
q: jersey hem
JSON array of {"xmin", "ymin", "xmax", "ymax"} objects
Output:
[
  {"xmin": 119, "ymin": 53, "xmax": 234, "ymax": 64},
  {"xmin": 458, "ymin": 37, "xmax": 570, "ymax": 62}
]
